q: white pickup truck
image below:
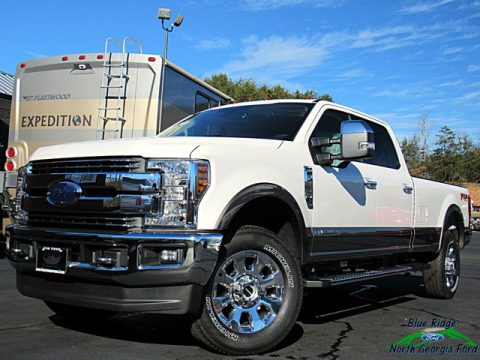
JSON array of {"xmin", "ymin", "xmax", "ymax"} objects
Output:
[{"xmin": 6, "ymin": 100, "xmax": 472, "ymax": 355}]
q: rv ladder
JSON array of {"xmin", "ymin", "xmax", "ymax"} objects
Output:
[{"xmin": 96, "ymin": 37, "xmax": 143, "ymax": 140}]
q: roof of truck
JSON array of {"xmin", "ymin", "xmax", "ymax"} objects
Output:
[
  {"xmin": 0, "ymin": 71, "xmax": 14, "ymax": 96},
  {"xmin": 219, "ymin": 99, "xmax": 317, "ymax": 108},
  {"xmin": 207, "ymin": 99, "xmax": 390, "ymax": 128}
]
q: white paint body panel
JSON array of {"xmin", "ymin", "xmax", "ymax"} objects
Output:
[
  {"xmin": 412, "ymin": 177, "xmax": 469, "ymax": 229},
  {"xmin": 374, "ymin": 165, "xmax": 414, "ymax": 228},
  {"xmin": 311, "ymin": 161, "xmax": 377, "ymax": 227}
]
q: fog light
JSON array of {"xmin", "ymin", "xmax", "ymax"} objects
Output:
[
  {"xmin": 11, "ymin": 242, "xmax": 33, "ymax": 259},
  {"xmin": 160, "ymin": 249, "xmax": 178, "ymax": 262},
  {"xmin": 138, "ymin": 246, "xmax": 183, "ymax": 268}
]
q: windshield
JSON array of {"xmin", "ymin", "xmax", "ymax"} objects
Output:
[{"xmin": 160, "ymin": 103, "xmax": 315, "ymax": 141}]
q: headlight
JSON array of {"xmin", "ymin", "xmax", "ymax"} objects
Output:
[{"xmin": 145, "ymin": 159, "xmax": 210, "ymax": 228}]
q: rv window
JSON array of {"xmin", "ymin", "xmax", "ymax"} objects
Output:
[{"xmin": 195, "ymin": 93, "xmax": 210, "ymax": 113}]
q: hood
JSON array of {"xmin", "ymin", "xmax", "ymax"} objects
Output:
[{"xmin": 29, "ymin": 136, "xmax": 283, "ymax": 162}]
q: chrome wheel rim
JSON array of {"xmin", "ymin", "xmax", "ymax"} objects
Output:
[
  {"xmin": 444, "ymin": 243, "xmax": 458, "ymax": 288},
  {"xmin": 211, "ymin": 250, "xmax": 285, "ymax": 334}
]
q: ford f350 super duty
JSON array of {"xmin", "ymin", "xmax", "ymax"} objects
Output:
[{"xmin": 6, "ymin": 100, "xmax": 472, "ymax": 355}]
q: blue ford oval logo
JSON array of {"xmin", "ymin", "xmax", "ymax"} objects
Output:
[
  {"xmin": 47, "ymin": 181, "xmax": 82, "ymax": 206},
  {"xmin": 421, "ymin": 333, "xmax": 445, "ymax": 342}
]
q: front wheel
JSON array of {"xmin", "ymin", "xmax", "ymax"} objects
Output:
[{"xmin": 191, "ymin": 226, "xmax": 303, "ymax": 355}]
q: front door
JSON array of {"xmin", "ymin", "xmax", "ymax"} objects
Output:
[
  {"xmin": 309, "ymin": 108, "xmax": 379, "ymax": 259},
  {"xmin": 308, "ymin": 107, "xmax": 413, "ymax": 260}
]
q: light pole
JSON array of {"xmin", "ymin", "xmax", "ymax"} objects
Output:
[{"xmin": 157, "ymin": 8, "xmax": 184, "ymax": 132}]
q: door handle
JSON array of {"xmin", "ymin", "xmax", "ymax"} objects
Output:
[
  {"xmin": 364, "ymin": 180, "xmax": 377, "ymax": 190},
  {"xmin": 403, "ymin": 184, "xmax": 413, "ymax": 194}
]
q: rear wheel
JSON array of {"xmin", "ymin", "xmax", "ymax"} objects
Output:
[
  {"xmin": 45, "ymin": 301, "xmax": 116, "ymax": 322},
  {"xmin": 191, "ymin": 225, "xmax": 302, "ymax": 355},
  {"xmin": 423, "ymin": 223, "xmax": 460, "ymax": 299}
]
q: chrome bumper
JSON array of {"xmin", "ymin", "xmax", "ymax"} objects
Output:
[
  {"xmin": 7, "ymin": 225, "xmax": 222, "ymax": 287},
  {"xmin": 7, "ymin": 225, "xmax": 223, "ymax": 314}
]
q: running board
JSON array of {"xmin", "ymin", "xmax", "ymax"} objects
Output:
[{"xmin": 304, "ymin": 264, "xmax": 427, "ymax": 288}]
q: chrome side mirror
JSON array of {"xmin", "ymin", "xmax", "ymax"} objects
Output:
[
  {"xmin": 310, "ymin": 120, "xmax": 375, "ymax": 165},
  {"xmin": 340, "ymin": 120, "xmax": 375, "ymax": 160}
]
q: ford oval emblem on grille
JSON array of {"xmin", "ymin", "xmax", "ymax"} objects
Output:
[{"xmin": 46, "ymin": 181, "xmax": 82, "ymax": 207}]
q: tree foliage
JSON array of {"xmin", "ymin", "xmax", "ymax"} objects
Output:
[
  {"xmin": 401, "ymin": 125, "xmax": 480, "ymax": 183},
  {"xmin": 204, "ymin": 73, "xmax": 332, "ymax": 102}
]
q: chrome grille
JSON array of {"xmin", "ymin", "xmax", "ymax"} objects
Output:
[
  {"xmin": 27, "ymin": 212, "xmax": 142, "ymax": 230},
  {"xmin": 29, "ymin": 157, "xmax": 145, "ymax": 174}
]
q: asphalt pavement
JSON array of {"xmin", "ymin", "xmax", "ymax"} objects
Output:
[{"xmin": 1, "ymin": 233, "xmax": 479, "ymax": 360}]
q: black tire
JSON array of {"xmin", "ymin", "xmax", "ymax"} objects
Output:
[
  {"xmin": 191, "ymin": 225, "xmax": 303, "ymax": 355},
  {"xmin": 45, "ymin": 301, "xmax": 116, "ymax": 322},
  {"xmin": 423, "ymin": 222, "xmax": 460, "ymax": 299}
]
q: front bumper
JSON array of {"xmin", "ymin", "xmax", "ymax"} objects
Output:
[{"xmin": 7, "ymin": 225, "xmax": 222, "ymax": 314}]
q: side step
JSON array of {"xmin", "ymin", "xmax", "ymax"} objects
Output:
[{"xmin": 304, "ymin": 264, "xmax": 427, "ymax": 288}]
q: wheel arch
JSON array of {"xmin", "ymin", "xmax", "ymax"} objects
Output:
[
  {"xmin": 442, "ymin": 204, "xmax": 465, "ymax": 249},
  {"xmin": 217, "ymin": 183, "xmax": 308, "ymax": 264}
]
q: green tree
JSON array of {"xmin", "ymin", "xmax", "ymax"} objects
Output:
[
  {"xmin": 461, "ymin": 148, "xmax": 480, "ymax": 182},
  {"xmin": 400, "ymin": 134, "xmax": 426, "ymax": 177},
  {"xmin": 455, "ymin": 134, "xmax": 476, "ymax": 181},
  {"xmin": 401, "ymin": 135, "xmax": 421, "ymax": 167},
  {"xmin": 428, "ymin": 126, "xmax": 458, "ymax": 182},
  {"xmin": 393, "ymin": 125, "xmax": 479, "ymax": 184},
  {"xmin": 204, "ymin": 73, "xmax": 332, "ymax": 102}
]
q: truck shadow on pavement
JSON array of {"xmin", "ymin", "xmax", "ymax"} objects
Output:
[
  {"xmin": 49, "ymin": 273, "xmax": 426, "ymax": 352},
  {"xmin": 299, "ymin": 274, "xmax": 426, "ymax": 325}
]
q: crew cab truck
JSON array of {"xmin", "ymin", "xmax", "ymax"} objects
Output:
[{"xmin": 6, "ymin": 100, "xmax": 472, "ymax": 355}]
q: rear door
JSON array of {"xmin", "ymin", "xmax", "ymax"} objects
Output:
[{"xmin": 358, "ymin": 120, "xmax": 414, "ymax": 250}]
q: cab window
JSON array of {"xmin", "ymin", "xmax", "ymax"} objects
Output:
[
  {"xmin": 359, "ymin": 121, "xmax": 400, "ymax": 169},
  {"xmin": 310, "ymin": 109, "xmax": 400, "ymax": 169},
  {"xmin": 309, "ymin": 109, "xmax": 348, "ymax": 162}
]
